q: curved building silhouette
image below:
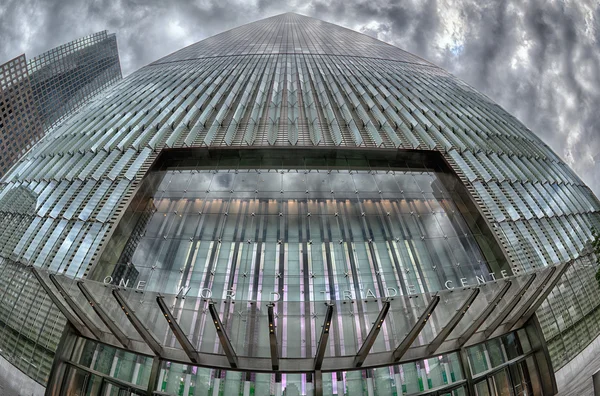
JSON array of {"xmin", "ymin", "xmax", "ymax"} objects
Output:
[{"xmin": 0, "ymin": 12, "xmax": 598, "ymax": 396}]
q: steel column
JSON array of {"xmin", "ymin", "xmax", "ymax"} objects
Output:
[
  {"xmin": 208, "ymin": 301, "xmax": 238, "ymax": 368},
  {"xmin": 459, "ymin": 348, "xmax": 475, "ymax": 396},
  {"xmin": 146, "ymin": 356, "xmax": 162, "ymax": 396},
  {"xmin": 314, "ymin": 304, "xmax": 334, "ymax": 371},
  {"xmin": 512, "ymin": 261, "xmax": 572, "ymax": 330},
  {"xmin": 426, "ymin": 289, "xmax": 479, "ymax": 355},
  {"xmin": 354, "ymin": 301, "xmax": 390, "ymax": 367},
  {"xmin": 156, "ymin": 295, "xmax": 201, "ymax": 363},
  {"xmin": 457, "ymin": 281, "xmax": 512, "ymax": 348},
  {"xmin": 112, "ymin": 289, "xmax": 164, "ymax": 356},
  {"xmin": 499, "ymin": 267, "xmax": 556, "ymax": 331},
  {"xmin": 77, "ymin": 281, "xmax": 132, "ymax": 348},
  {"xmin": 45, "ymin": 323, "xmax": 79, "ymax": 396},
  {"xmin": 392, "ymin": 295, "xmax": 440, "ymax": 362},
  {"xmin": 29, "ymin": 267, "xmax": 87, "ymax": 337},
  {"xmin": 268, "ymin": 303, "xmax": 279, "ymax": 371},
  {"xmin": 483, "ymin": 274, "xmax": 536, "ymax": 339},
  {"xmin": 48, "ymin": 274, "xmax": 104, "ymax": 339},
  {"xmin": 524, "ymin": 316, "xmax": 558, "ymax": 395},
  {"xmin": 314, "ymin": 370, "xmax": 323, "ymax": 396}
]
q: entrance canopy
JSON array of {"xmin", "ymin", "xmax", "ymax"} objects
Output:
[{"xmin": 33, "ymin": 261, "xmax": 569, "ymax": 373}]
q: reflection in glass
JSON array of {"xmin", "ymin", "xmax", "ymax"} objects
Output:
[{"xmin": 101, "ymin": 164, "xmax": 501, "ymax": 303}]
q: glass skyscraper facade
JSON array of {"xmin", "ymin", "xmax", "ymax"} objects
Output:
[
  {"xmin": 0, "ymin": 55, "xmax": 45, "ymax": 177},
  {"xmin": 0, "ymin": 12, "xmax": 598, "ymax": 396},
  {"xmin": 0, "ymin": 30, "xmax": 121, "ymax": 177}
]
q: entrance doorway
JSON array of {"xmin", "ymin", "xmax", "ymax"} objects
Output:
[{"xmin": 61, "ymin": 363, "xmax": 147, "ymax": 396}]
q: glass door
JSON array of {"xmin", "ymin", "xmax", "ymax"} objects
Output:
[
  {"xmin": 60, "ymin": 364, "xmax": 146, "ymax": 396},
  {"xmin": 61, "ymin": 365, "xmax": 104, "ymax": 396},
  {"xmin": 474, "ymin": 362, "xmax": 533, "ymax": 396},
  {"xmin": 509, "ymin": 361, "xmax": 533, "ymax": 396}
]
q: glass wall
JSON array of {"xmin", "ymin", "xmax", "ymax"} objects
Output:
[
  {"xmin": 68, "ymin": 337, "xmax": 467, "ymax": 395},
  {"xmin": 54, "ymin": 154, "xmax": 540, "ymax": 395},
  {"xmin": 1, "ymin": 11, "xmax": 600, "ymax": 389},
  {"xmin": 153, "ymin": 357, "xmax": 465, "ymax": 396},
  {"xmin": 28, "ymin": 30, "xmax": 122, "ymax": 131},
  {"xmin": 96, "ymin": 155, "xmax": 506, "ymax": 302},
  {"xmin": 58, "ymin": 329, "xmax": 536, "ymax": 396},
  {"xmin": 0, "ymin": 256, "xmax": 65, "ymax": 383},
  {"xmin": 468, "ymin": 331, "xmax": 535, "ymax": 396},
  {"xmin": 535, "ymin": 253, "xmax": 600, "ymax": 369}
]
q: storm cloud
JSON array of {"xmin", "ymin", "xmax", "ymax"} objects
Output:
[{"xmin": 1, "ymin": 0, "xmax": 599, "ymax": 195}]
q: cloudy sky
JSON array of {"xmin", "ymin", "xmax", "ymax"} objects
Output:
[{"xmin": 1, "ymin": 0, "xmax": 599, "ymax": 195}]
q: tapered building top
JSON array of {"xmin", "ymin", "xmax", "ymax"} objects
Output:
[{"xmin": 155, "ymin": 12, "xmax": 432, "ymax": 65}]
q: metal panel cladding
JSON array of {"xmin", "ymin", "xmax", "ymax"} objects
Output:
[{"xmin": 0, "ymin": 12, "xmax": 598, "ymax": 382}]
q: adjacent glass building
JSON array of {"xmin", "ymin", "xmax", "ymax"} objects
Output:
[
  {"xmin": 0, "ymin": 12, "xmax": 598, "ymax": 396},
  {"xmin": 0, "ymin": 30, "xmax": 121, "ymax": 177}
]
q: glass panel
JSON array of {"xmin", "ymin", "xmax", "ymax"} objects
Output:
[
  {"xmin": 489, "ymin": 368, "xmax": 513, "ymax": 396},
  {"xmin": 473, "ymin": 380, "xmax": 490, "ymax": 396},
  {"xmin": 61, "ymin": 365, "xmax": 104, "ymax": 396},
  {"xmin": 510, "ymin": 360, "xmax": 533, "ymax": 396}
]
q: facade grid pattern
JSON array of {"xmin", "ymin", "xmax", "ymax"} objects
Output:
[
  {"xmin": 0, "ymin": 12, "xmax": 597, "ymax": 392},
  {"xmin": 0, "ymin": 30, "xmax": 122, "ymax": 179},
  {"xmin": 28, "ymin": 30, "xmax": 122, "ymax": 131},
  {"xmin": 0, "ymin": 55, "xmax": 44, "ymax": 177}
]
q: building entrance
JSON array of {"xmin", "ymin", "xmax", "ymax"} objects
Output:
[{"xmin": 61, "ymin": 362, "xmax": 147, "ymax": 396}]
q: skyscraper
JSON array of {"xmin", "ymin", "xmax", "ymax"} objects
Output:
[
  {"xmin": 0, "ymin": 13, "xmax": 598, "ymax": 396},
  {"xmin": 0, "ymin": 55, "xmax": 44, "ymax": 177},
  {"xmin": 0, "ymin": 30, "xmax": 121, "ymax": 177}
]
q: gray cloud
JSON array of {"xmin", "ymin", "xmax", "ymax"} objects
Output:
[{"xmin": 1, "ymin": 0, "xmax": 599, "ymax": 195}]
